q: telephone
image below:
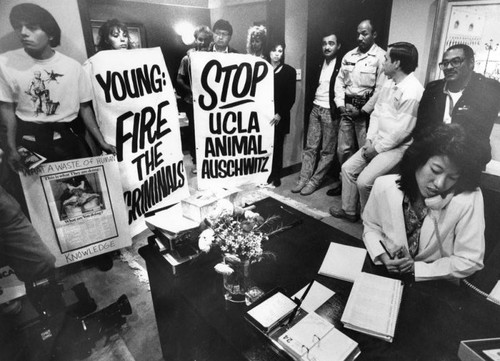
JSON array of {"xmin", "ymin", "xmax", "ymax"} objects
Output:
[{"xmin": 462, "ymin": 279, "xmax": 500, "ymax": 306}]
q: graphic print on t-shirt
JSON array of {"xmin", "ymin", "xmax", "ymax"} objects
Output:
[{"xmin": 24, "ymin": 69, "xmax": 63, "ymax": 116}]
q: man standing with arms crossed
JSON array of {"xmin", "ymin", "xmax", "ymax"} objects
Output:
[
  {"xmin": 327, "ymin": 19, "xmax": 386, "ymax": 196},
  {"xmin": 291, "ymin": 31, "xmax": 342, "ymax": 196}
]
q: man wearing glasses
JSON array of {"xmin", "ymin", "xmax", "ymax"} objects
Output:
[
  {"xmin": 415, "ymin": 44, "xmax": 500, "ymax": 146},
  {"xmin": 209, "ymin": 19, "xmax": 238, "ymax": 53}
]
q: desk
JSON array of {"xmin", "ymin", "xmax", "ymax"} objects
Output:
[{"xmin": 140, "ymin": 197, "xmax": 500, "ymax": 361}]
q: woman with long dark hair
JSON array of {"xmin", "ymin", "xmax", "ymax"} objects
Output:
[
  {"xmin": 97, "ymin": 19, "xmax": 131, "ymax": 51},
  {"xmin": 265, "ymin": 40, "xmax": 296, "ymax": 187},
  {"xmin": 363, "ymin": 123, "xmax": 490, "ymax": 281}
]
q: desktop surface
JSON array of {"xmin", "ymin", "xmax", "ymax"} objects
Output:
[{"xmin": 140, "ymin": 196, "xmax": 500, "ymax": 361}]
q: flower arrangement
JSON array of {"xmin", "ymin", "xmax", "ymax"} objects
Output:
[{"xmin": 198, "ymin": 199, "xmax": 279, "ymax": 276}]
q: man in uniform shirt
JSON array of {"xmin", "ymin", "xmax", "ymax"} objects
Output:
[
  {"xmin": 326, "ymin": 19, "xmax": 386, "ymax": 196},
  {"xmin": 330, "ymin": 42, "xmax": 424, "ymax": 222},
  {"xmin": 291, "ymin": 32, "xmax": 342, "ymax": 196}
]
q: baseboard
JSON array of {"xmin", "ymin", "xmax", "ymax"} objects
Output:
[{"xmin": 281, "ymin": 163, "xmax": 302, "ymax": 177}]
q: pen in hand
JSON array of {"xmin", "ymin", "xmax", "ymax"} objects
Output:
[
  {"xmin": 379, "ymin": 240, "xmax": 395, "ymax": 260},
  {"xmin": 379, "ymin": 240, "xmax": 404, "ymax": 260}
]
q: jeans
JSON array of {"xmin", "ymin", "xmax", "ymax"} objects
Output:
[
  {"xmin": 299, "ymin": 105, "xmax": 338, "ymax": 188},
  {"xmin": 341, "ymin": 145, "xmax": 408, "ymax": 216},
  {"xmin": 337, "ymin": 114, "xmax": 367, "ymax": 165},
  {"xmin": 0, "ymin": 185, "xmax": 55, "ymax": 283}
]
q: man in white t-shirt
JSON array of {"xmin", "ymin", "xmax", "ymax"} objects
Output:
[{"xmin": 0, "ymin": 3, "xmax": 114, "ymax": 172}]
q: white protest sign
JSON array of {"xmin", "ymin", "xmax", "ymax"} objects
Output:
[
  {"xmin": 191, "ymin": 52, "xmax": 274, "ymax": 189},
  {"xmin": 19, "ymin": 155, "xmax": 131, "ymax": 267},
  {"xmin": 0, "ymin": 266, "xmax": 26, "ymax": 304},
  {"xmin": 84, "ymin": 48, "xmax": 189, "ymax": 235}
]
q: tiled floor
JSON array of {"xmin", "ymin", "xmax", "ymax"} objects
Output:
[{"xmin": 1, "ymin": 153, "xmax": 363, "ymax": 361}]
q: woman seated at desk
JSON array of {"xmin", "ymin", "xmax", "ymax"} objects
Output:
[{"xmin": 363, "ymin": 123, "xmax": 490, "ymax": 282}]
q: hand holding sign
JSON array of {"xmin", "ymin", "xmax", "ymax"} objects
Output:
[{"xmin": 191, "ymin": 52, "xmax": 275, "ymax": 190}]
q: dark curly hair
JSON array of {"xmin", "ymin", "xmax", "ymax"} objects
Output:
[
  {"xmin": 399, "ymin": 123, "xmax": 490, "ymax": 201},
  {"xmin": 10, "ymin": 3, "xmax": 61, "ymax": 47},
  {"xmin": 97, "ymin": 19, "xmax": 130, "ymax": 51}
]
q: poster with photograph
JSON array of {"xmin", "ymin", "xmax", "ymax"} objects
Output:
[
  {"xmin": 84, "ymin": 47, "xmax": 189, "ymax": 236},
  {"xmin": 19, "ymin": 155, "xmax": 131, "ymax": 267},
  {"xmin": 190, "ymin": 52, "xmax": 274, "ymax": 190}
]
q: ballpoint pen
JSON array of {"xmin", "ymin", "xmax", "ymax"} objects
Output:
[
  {"xmin": 379, "ymin": 240, "xmax": 395, "ymax": 260},
  {"xmin": 287, "ymin": 279, "xmax": 314, "ymax": 325}
]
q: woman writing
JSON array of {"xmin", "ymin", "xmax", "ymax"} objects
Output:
[
  {"xmin": 266, "ymin": 40, "xmax": 296, "ymax": 187},
  {"xmin": 363, "ymin": 124, "xmax": 489, "ymax": 281}
]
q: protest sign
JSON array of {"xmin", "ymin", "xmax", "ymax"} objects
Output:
[
  {"xmin": 190, "ymin": 52, "xmax": 274, "ymax": 189},
  {"xmin": 84, "ymin": 48, "xmax": 189, "ymax": 235},
  {"xmin": 19, "ymin": 155, "xmax": 131, "ymax": 267}
]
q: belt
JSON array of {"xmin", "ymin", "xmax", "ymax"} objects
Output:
[{"xmin": 345, "ymin": 94, "xmax": 370, "ymax": 110}]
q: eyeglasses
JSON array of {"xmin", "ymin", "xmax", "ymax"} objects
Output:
[
  {"xmin": 439, "ymin": 57, "xmax": 465, "ymax": 70},
  {"xmin": 214, "ymin": 31, "xmax": 230, "ymax": 38}
]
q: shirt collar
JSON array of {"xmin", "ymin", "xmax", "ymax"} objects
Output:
[
  {"xmin": 354, "ymin": 43, "xmax": 378, "ymax": 57},
  {"xmin": 394, "ymin": 72, "xmax": 415, "ymax": 90}
]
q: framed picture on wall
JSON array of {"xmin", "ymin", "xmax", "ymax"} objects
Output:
[
  {"xmin": 90, "ymin": 20, "xmax": 147, "ymax": 54},
  {"xmin": 428, "ymin": 0, "xmax": 500, "ymax": 83}
]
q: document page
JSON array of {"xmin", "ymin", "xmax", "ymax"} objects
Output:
[
  {"xmin": 293, "ymin": 281, "xmax": 335, "ymax": 313},
  {"xmin": 278, "ymin": 312, "xmax": 334, "ymax": 358},
  {"xmin": 247, "ymin": 291, "xmax": 297, "ymax": 329},
  {"xmin": 318, "ymin": 243, "xmax": 366, "ymax": 283}
]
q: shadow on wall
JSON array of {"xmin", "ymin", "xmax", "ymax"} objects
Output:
[{"xmin": 0, "ymin": 32, "xmax": 20, "ymax": 53}]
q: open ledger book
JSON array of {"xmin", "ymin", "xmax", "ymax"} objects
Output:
[{"xmin": 341, "ymin": 272, "xmax": 403, "ymax": 342}]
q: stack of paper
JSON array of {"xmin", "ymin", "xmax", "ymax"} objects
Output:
[
  {"xmin": 318, "ymin": 243, "xmax": 367, "ymax": 283},
  {"xmin": 341, "ymin": 272, "xmax": 403, "ymax": 343},
  {"xmin": 145, "ymin": 203, "xmax": 199, "ymax": 236},
  {"xmin": 246, "ymin": 291, "xmax": 297, "ymax": 332}
]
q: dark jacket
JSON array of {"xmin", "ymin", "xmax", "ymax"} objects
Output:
[
  {"xmin": 305, "ymin": 56, "xmax": 343, "ymax": 119},
  {"xmin": 274, "ymin": 63, "xmax": 296, "ymax": 134},
  {"xmin": 415, "ymin": 72, "xmax": 500, "ymax": 143},
  {"xmin": 208, "ymin": 43, "xmax": 239, "ymax": 53}
]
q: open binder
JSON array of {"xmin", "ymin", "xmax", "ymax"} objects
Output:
[
  {"xmin": 245, "ymin": 287, "xmax": 360, "ymax": 361},
  {"xmin": 278, "ymin": 312, "xmax": 360, "ymax": 361}
]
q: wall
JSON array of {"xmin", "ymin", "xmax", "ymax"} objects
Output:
[
  {"xmin": 282, "ymin": 0, "xmax": 307, "ymax": 167},
  {"xmin": 209, "ymin": 2, "xmax": 267, "ymax": 53},
  {"xmin": 388, "ymin": 0, "xmax": 437, "ymax": 84},
  {"xmin": 0, "ymin": 0, "xmax": 88, "ymax": 64}
]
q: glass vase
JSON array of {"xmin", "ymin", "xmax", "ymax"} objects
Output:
[{"xmin": 222, "ymin": 254, "xmax": 251, "ymax": 303}]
